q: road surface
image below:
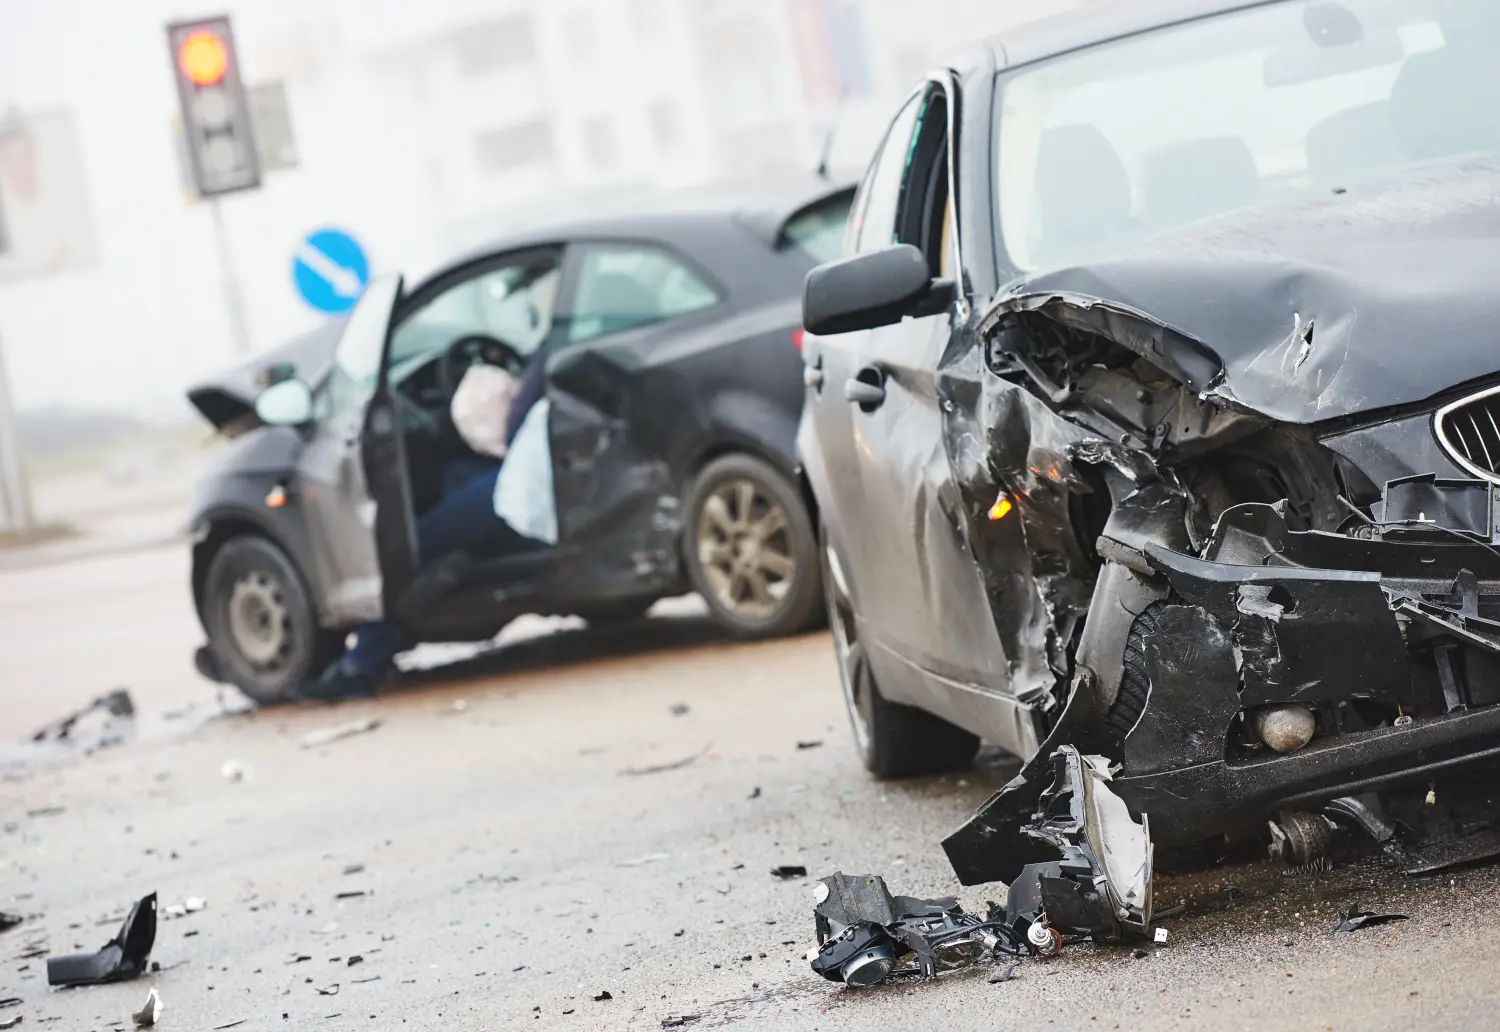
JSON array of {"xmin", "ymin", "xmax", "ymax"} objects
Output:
[{"xmin": 4, "ymin": 541, "xmax": 1500, "ymax": 1031}]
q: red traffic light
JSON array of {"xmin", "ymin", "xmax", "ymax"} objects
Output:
[{"xmin": 178, "ymin": 29, "xmax": 228, "ymax": 86}]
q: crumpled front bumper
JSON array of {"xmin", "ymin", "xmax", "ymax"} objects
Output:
[{"xmin": 946, "ymin": 500, "xmax": 1500, "ymax": 885}]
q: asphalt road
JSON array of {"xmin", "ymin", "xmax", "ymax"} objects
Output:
[{"xmin": 5, "ymin": 543, "xmax": 1500, "ymax": 1031}]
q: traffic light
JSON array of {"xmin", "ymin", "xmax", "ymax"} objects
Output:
[{"xmin": 166, "ymin": 16, "xmax": 260, "ymax": 197}]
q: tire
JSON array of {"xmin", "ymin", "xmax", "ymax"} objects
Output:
[
  {"xmin": 202, "ymin": 535, "xmax": 342, "ymax": 706},
  {"xmin": 682, "ymin": 453, "xmax": 822, "ymax": 638},
  {"xmin": 822, "ymin": 523, "xmax": 979, "ymax": 778},
  {"xmin": 1106, "ymin": 601, "xmax": 1164, "ymax": 737}
]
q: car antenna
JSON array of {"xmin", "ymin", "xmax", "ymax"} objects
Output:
[{"xmin": 815, "ymin": 82, "xmax": 850, "ymax": 180}]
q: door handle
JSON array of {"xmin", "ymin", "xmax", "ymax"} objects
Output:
[{"xmin": 844, "ymin": 374, "xmax": 886, "ymax": 408}]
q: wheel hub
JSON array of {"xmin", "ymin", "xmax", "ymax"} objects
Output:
[
  {"xmin": 227, "ymin": 571, "xmax": 291, "ymax": 668},
  {"xmin": 698, "ymin": 478, "xmax": 796, "ymax": 620}
]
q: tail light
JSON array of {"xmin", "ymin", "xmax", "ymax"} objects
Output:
[{"xmin": 792, "ymin": 328, "xmax": 806, "ymax": 351}]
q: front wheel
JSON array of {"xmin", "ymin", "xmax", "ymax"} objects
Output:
[
  {"xmin": 823, "ymin": 527, "xmax": 978, "ymax": 777},
  {"xmin": 682, "ymin": 453, "xmax": 823, "ymax": 638},
  {"xmin": 202, "ymin": 535, "xmax": 342, "ymax": 705}
]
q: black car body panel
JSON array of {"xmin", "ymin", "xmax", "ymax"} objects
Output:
[
  {"xmin": 797, "ymin": 0, "xmax": 1500, "ymax": 899},
  {"xmin": 189, "ymin": 179, "xmax": 853, "ymax": 650}
]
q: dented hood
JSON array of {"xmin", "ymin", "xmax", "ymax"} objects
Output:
[{"xmin": 989, "ymin": 159, "xmax": 1500, "ymax": 425}]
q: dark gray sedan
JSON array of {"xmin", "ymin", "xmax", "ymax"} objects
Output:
[{"xmin": 187, "ymin": 177, "xmax": 851, "ymax": 703}]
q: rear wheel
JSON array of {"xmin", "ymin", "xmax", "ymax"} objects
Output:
[
  {"xmin": 823, "ymin": 526, "xmax": 979, "ymax": 777},
  {"xmin": 683, "ymin": 453, "xmax": 822, "ymax": 637},
  {"xmin": 203, "ymin": 536, "xmax": 342, "ymax": 705}
]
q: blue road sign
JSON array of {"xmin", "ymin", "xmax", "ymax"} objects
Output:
[{"xmin": 292, "ymin": 229, "xmax": 369, "ymax": 314}]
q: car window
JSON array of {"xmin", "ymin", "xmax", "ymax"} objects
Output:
[
  {"xmin": 994, "ymin": 0, "xmax": 1498, "ymax": 273},
  {"xmin": 319, "ymin": 274, "xmax": 401, "ymax": 420},
  {"xmin": 779, "ymin": 192, "xmax": 854, "ymax": 264},
  {"xmin": 845, "ymin": 91, "xmax": 926, "ymax": 255},
  {"xmin": 390, "ymin": 254, "xmax": 561, "ymax": 366},
  {"xmin": 565, "ymin": 244, "xmax": 720, "ymax": 345}
]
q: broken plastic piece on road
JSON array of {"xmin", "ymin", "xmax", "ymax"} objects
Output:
[
  {"xmin": 29, "ymin": 688, "xmax": 136, "ymax": 746},
  {"xmin": 617, "ymin": 853, "xmax": 671, "ymax": 868},
  {"xmin": 747, "ymin": 786, "xmax": 761, "ymax": 800},
  {"xmin": 1154, "ymin": 928, "xmax": 1169, "ymax": 944},
  {"xmin": 0, "ymin": 1017, "xmax": 20, "ymax": 1030},
  {"xmin": 661, "ymin": 1016, "xmax": 700, "ymax": 1028},
  {"xmin": 988, "ymin": 963, "xmax": 1018, "ymax": 983},
  {"xmin": 343, "ymin": 864, "xmax": 365, "ymax": 876},
  {"xmin": 618, "ymin": 744, "xmax": 710, "ymax": 776},
  {"xmin": 46, "ymin": 893, "xmax": 156, "ymax": 987},
  {"xmin": 132, "ymin": 987, "xmax": 162, "ymax": 1028},
  {"xmin": 220, "ymin": 760, "xmax": 249, "ymax": 782},
  {"xmin": 1336, "ymin": 908, "xmax": 1409, "ymax": 933},
  {"xmin": 0, "ymin": 912, "xmax": 20, "ymax": 933},
  {"xmin": 808, "ymin": 873, "xmax": 1023, "ymax": 988},
  {"xmin": 668, "ymin": 703, "xmax": 689, "ymax": 716},
  {"xmin": 770, "ymin": 866, "xmax": 807, "ymax": 879},
  {"xmin": 300, "ymin": 718, "xmax": 381, "ymax": 749},
  {"xmin": 593, "ymin": 990, "xmax": 612, "ymax": 1001},
  {"xmin": 796, "ymin": 740, "xmax": 823, "ymax": 750}
]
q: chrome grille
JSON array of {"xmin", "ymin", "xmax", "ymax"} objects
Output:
[{"xmin": 1436, "ymin": 386, "xmax": 1500, "ymax": 482}]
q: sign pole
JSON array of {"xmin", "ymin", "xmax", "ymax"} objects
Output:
[
  {"xmin": 210, "ymin": 197, "xmax": 252, "ymax": 356},
  {"xmin": 0, "ymin": 331, "xmax": 35, "ymax": 534}
]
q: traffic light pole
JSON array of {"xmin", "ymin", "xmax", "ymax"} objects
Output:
[
  {"xmin": 210, "ymin": 197, "xmax": 252, "ymax": 356},
  {"xmin": 0, "ymin": 331, "xmax": 35, "ymax": 534}
]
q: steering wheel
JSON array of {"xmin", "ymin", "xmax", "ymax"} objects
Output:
[{"xmin": 436, "ymin": 333, "xmax": 528, "ymax": 401}]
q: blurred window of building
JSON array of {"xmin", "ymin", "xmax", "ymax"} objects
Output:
[
  {"xmin": 630, "ymin": 0, "xmax": 658, "ymax": 40},
  {"xmin": 583, "ymin": 116, "xmax": 618, "ymax": 170},
  {"xmin": 566, "ymin": 244, "xmax": 720, "ymax": 344},
  {"xmin": 452, "ymin": 16, "xmax": 536, "ymax": 78},
  {"xmin": 474, "ymin": 120, "xmax": 555, "ymax": 176},
  {"xmin": 648, "ymin": 100, "xmax": 682, "ymax": 151},
  {"xmin": 566, "ymin": 9, "xmax": 599, "ymax": 65}
]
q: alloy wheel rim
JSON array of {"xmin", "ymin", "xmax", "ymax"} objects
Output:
[
  {"xmin": 824, "ymin": 543, "xmax": 871, "ymax": 752},
  {"xmin": 227, "ymin": 570, "xmax": 292, "ymax": 670},
  {"xmin": 697, "ymin": 478, "xmax": 797, "ymax": 620}
]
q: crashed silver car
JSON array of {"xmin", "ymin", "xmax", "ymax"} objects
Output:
[{"xmin": 797, "ymin": 0, "xmax": 1500, "ymax": 941}]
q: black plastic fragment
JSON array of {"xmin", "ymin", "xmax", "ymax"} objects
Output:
[
  {"xmin": 988, "ymin": 963, "xmax": 1018, "ymax": 983},
  {"xmin": 770, "ymin": 866, "xmax": 807, "ymax": 879},
  {"xmin": 46, "ymin": 893, "xmax": 157, "ymax": 987},
  {"xmin": 1335, "ymin": 908, "xmax": 1408, "ymax": 933},
  {"xmin": 0, "ymin": 912, "xmax": 21, "ymax": 933}
]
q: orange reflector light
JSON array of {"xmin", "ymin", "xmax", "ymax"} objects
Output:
[
  {"xmin": 265, "ymin": 484, "xmax": 287, "ymax": 509},
  {"xmin": 988, "ymin": 494, "xmax": 1013, "ymax": 521},
  {"xmin": 179, "ymin": 30, "xmax": 228, "ymax": 86}
]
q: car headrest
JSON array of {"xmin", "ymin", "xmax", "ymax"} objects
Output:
[
  {"xmin": 1142, "ymin": 136, "xmax": 1260, "ymax": 230},
  {"xmin": 1305, "ymin": 102, "xmax": 1401, "ymax": 187},
  {"xmin": 1033, "ymin": 124, "xmax": 1132, "ymax": 267},
  {"xmin": 1391, "ymin": 47, "xmax": 1500, "ymax": 163}
]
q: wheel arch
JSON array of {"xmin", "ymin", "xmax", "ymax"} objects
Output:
[{"xmin": 191, "ymin": 508, "xmax": 326, "ymax": 630}]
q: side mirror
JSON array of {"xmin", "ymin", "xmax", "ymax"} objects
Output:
[
  {"xmin": 254, "ymin": 378, "xmax": 314, "ymax": 427},
  {"xmin": 802, "ymin": 244, "xmax": 955, "ymax": 336}
]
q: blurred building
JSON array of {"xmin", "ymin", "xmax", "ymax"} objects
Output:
[{"xmin": 0, "ymin": 0, "xmax": 1085, "ymax": 418}]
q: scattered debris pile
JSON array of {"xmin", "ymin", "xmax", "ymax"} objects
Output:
[
  {"xmin": 807, "ymin": 873, "xmax": 1021, "ymax": 987},
  {"xmin": 812, "ymin": 747, "xmax": 1157, "ymax": 988},
  {"xmin": 27, "ymin": 689, "xmax": 136, "ymax": 753}
]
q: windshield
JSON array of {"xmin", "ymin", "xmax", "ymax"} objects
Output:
[{"xmin": 995, "ymin": 0, "xmax": 1500, "ymax": 273}]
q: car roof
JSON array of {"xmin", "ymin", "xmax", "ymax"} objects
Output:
[
  {"xmin": 434, "ymin": 174, "xmax": 856, "ymax": 278},
  {"xmin": 981, "ymin": 0, "xmax": 1280, "ymax": 70}
]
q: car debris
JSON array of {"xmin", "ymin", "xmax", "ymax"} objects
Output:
[
  {"xmin": 132, "ymin": 987, "xmax": 162, "ymax": 1028},
  {"xmin": 618, "ymin": 744, "xmax": 710, "ymax": 776},
  {"xmin": 0, "ymin": 912, "xmax": 21, "ymax": 934},
  {"xmin": 660, "ymin": 1015, "xmax": 700, "ymax": 1028},
  {"xmin": 770, "ymin": 866, "xmax": 807, "ymax": 879},
  {"xmin": 988, "ymin": 963, "xmax": 1018, "ymax": 984},
  {"xmin": 948, "ymin": 747, "xmax": 1153, "ymax": 944},
  {"xmin": 28, "ymin": 689, "xmax": 135, "ymax": 749},
  {"xmin": 617, "ymin": 853, "xmax": 671, "ymax": 868},
  {"xmin": 807, "ymin": 873, "xmax": 1022, "ymax": 988},
  {"xmin": 668, "ymin": 703, "xmax": 689, "ymax": 716},
  {"xmin": 1336, "ymin": 908, "xmax": 1409, "ymax": 934},
  {"xmin": 592, "ymin": 990, "xmax": 612, "ymax": 1001},
  {"xmin": 47, "ymin": 893, "xmax": 156, "ymax": 987},
  {"xmin": 300, "ymin": 718, "xmax": 381, "ymax": 749},
  {"xmin": 795, "ymin": 740, "xmax": 823, "ymax": 750},
  {"xmin": 219, "ymin": 759, "xmax": 249, "ymax": 782},
  {"xmin": 0, "ymin": 1016, "xmax": 19, "ymax": 1030}
]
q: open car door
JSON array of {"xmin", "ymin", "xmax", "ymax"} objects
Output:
[{"xmin": 293, "ymin": 273, "xmax": 419, "ymax": 625}]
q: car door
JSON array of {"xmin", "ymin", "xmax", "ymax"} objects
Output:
[
  {"xmin": 294, "ymin": 274, "xmax": 419, "ymax": 625},
  {"xmin": 825, "ymin": 78, "xmax": 1034, "ymax": 755},
  {"xmin": 545, "ymin": 240, "xmax": 725, "ymax": 591}
]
